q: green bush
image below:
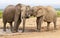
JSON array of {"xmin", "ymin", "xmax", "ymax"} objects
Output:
[
  {"xmin": 57, "ymin": 11, "xmax": 60, "ymax": 17},
  {"xmin": 0, "ymin": 11, "xmax": 2, "ymax": 18}
]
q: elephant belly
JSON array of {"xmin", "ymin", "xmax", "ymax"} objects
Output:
[
  {"xmin": 3, "ymin": 12, "xmax": 15, "ymax": 23},
  {"xmin": 44, "ymin": 16, "xmax": 54, "ymax": 22},
  {"xmin": 6, "ymin": 17, "xmax": 14, "ymax": 23}
]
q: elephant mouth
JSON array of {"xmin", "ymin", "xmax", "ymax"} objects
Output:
[
  {"xmin": 22, "ymin": 16, "xmax": 29, "ymax": 19},
  {"xmin": 25, "ymin": 16, "xmax": 29, "ymax": 18},
  {"xmin": 25, "ymin": 14, "xmax": 30, "ymax": 18}
]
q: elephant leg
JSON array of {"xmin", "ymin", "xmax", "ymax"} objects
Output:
[
  {"xmin": 9, "ymin": 22, "xmax": 13, "ymax": 31},
  {"xmin": 3, "ymin": 22, "xmax": 7, "ymax": 31},
  {"xmin": 13, "ymin": 22, "xmax": 18, "ymax": 33},
  {"xmin": 12, "ymin": 13, "xmax": 21, "ymax": 33},
  {"xmin": 16, "ymin": 19, "xmax": 21, "ymax": 32},
  {"xmin": 47, "ymin": 22, "xmax": 50, "ymax": 31},
  {"xmin": 22, "ymin": 17, "xmax": 26, "ymax": 32},
  {"xmin": 54, "ymin": 22, "xmax": 56, "ymax": 30},
  {"xmin": 37, "ymin": 16, "xmax": 43, "ymax": 32},
  {"xmin": 36, "ymin": 17, "xmax": 39, "ymax": 30}
]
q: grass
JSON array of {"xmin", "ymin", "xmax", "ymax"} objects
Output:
[
  {"xmin": 57, "ymin": 11, "xmax": 60, "ymax": 17},
  {"xmin": 0, "ymin": 11, "xmax": 3, "ymax": 18},
  {"xmin": 0, "ymin": 10, "xmax": 60, "ymax": 18}
]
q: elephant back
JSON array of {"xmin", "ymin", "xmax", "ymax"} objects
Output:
[
  {"xmin": 3, "ymin": 5, "xmax": 16, "ymax": 23},
  {"xmin": 43, "ymin": 6, "xmax": 57, "ymax": 22}
]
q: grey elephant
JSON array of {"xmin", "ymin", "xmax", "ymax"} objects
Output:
[
  {"xmin": 3, "ymin": 3, "xmax": 31, "ymax": 32},
  {"xmin": 31, "ymin": 6, "xmax": 57, "ymax": 32},
  {"xmin": 13, "ymin": 4, "xmax": 31, "ymax": 32},
  {"xmin": 3, "ymin": 5, "xmax": 16, "ymax": 31}
]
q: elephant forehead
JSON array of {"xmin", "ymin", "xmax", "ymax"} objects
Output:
[
  {"xmin": 21, "ymin": 7, "xmax": 25, "ymax": 10},
  {"xmin": 21, "ymin": 12, "xmax": 26, "ymax": 18},
  {"xmin": 21, "ymin": 9, "xmax": 26, "ymax": 17}
]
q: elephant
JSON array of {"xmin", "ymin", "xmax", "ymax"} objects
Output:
[
  {"xmin": 3, "ymin": 3, "xmax": 32, "ymax": 32},
  {"xmin": 31, "ymin": 6, "xmax": 57, "ymax": 32},
  {"xmin": 3, "ymin": 5, "xmax": 16, "ymax": 31},
  {"xmin": 13, "ymin": 4, "xmax": 32, "ymax": 32}
]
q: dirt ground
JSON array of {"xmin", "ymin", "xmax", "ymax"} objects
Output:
[{"xmin": 0, "ymin": 17, "xmax": 60, "ymax": 38}]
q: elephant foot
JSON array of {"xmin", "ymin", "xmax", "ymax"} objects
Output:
[
  {"xmin": 11, "ymin": 30, "xmax": 16, "ymax": 33},
  {"xmin": 12, "ymin": 30, "xmax": 18, "ymax": 33},
  {"xmin": 54, "ymin": 28, "xmax": 57, "ymax": 30},
  {"xmin": 37, "ymin": 29, "xmax": 41, "ymax": 32},
  {"xmin": 22, "ymin": 30, "xmax": 25, "ymax": 33},
  {"xmin": 22, "ymin": 31, "xmax": 24, "ymax": 33},
  {"xmin": 3, "ymin": 29, "xmax": 6, "ymax": 32},
  {"xmin": 46, "ymin": 29, "xmax": 49, "ymax": 31},
  {"xmin": 11, "ymin": 29, "xmax": 18, "ymax": 33},
  {"xmin": 54, "ymin": 28, "xmax": 57, "ymax": 32},
  {"xmin": 10, "ymin": 29, "xmax": 13, "ymax": 32}
]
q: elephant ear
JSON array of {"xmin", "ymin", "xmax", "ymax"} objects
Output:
[
  {"xmin": 16, "ymin": 4, "xmax": 22, "ymax": 10},
  {"xmin": 36, "ymin": 7, "xmax": 45, "ymax": 17},
  {"xmin": 31, "ymin": 6, "xmax": 39, "ymax": 16}
]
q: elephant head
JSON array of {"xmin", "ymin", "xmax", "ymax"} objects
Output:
[
  {"xmin": 31, "ymin": 6, "xmax": 45, "ymax": 17},
  {"xmin": 21, "ymin": 5, "xmax": 31, "ymax": 18},
  {"xmin": 25, "ymin": 5, "xmax": 32, "ymax": 18}
]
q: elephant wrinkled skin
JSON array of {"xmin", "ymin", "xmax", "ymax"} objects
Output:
[
  {"xmin": 31, "ymin": 6, "xmax": 57, "ymax": 32},
  {"xmin": 3, "ymin": 5, "xmax": 16, "ymax": 31},
  {"xmin": 3, "ymin": 3, "xmax": 31, "ymax": 33}
]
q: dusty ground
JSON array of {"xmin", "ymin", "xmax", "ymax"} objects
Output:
[{"xmin": 0, "ymin": 17, "xmax": 60, "ymax": 38}]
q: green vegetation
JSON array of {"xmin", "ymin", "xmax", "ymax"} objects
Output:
[
  {"xmin": 57, "ymin": 11, "xmax": 60, "ymax": 17},
  {"xmin": 0, "ymin": 10, "xmax": 3, "ymax": 18}
]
